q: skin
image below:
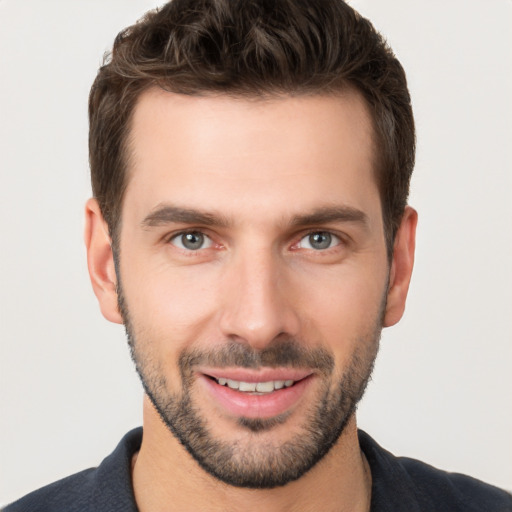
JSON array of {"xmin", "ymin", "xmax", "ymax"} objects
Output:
[{"xmin": 85, "ymin": 89, "xmax": 417, "ymax": 512}]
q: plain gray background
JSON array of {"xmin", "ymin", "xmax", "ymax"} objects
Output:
[{"xmin": 1, "ymin": 0, "xmax": 511, "ymax": 505}]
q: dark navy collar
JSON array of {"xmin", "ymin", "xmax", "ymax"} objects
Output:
[
  {"xmin": 88, "ymin": 427, "xmax": 141, "ymax": 511},
  {"xmin": 8, "ymin": 427, "xmax": 510, "ymax": 511}
]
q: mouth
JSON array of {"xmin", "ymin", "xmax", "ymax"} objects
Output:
[
  {"xmin": 210, "ymin": 376, "xmax": 297, "ymax": 394},
  {"xmin": 197, "ymin": 369, "xmax": 315, "ymax": 419}
]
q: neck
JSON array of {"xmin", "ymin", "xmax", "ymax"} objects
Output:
[{"xmin": 132, "ymin": 396, "xmax": 372, "ymax": 512}]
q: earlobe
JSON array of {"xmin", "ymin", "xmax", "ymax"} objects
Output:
[
  {"xmin": 383, "ymin": 206, "xmax": 418, "ymax": 327},
  {"xmin": 84, "ymin": 198, "xmax": 123, "ymax": 324}
]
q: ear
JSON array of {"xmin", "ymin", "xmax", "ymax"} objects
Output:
[
  {"xmin": 84, "ymin": 198, "xmax": 123, "ymax": 324},
  {"xmin": 383, "ymin": 206, "xmax": 418, "ymax": 327}
]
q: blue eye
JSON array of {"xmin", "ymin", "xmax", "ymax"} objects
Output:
[
  {"xmin": 298, "ymin": 231, "xmax": 340, "ymax": 250},
  {"xmin": 171, "ymin": 231, "xmax": 213, "ymax": 251}
]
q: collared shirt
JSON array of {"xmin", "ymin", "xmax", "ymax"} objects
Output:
[{"xmin": 4, "ymin": 428, "xmax": 512, "ymax": 511}]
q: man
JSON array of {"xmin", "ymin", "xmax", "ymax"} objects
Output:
[{"xmin": 4, "ymin": 0, "xmax": 511, "ymax": 510}]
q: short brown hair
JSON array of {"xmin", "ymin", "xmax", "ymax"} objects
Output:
[{"xmin": 89, "ymin": 0, "xmax": 415, "ymax": 254}]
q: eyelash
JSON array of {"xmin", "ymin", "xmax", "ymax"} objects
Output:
[
  {"xmin": 292, "ymin": 230, "xmax": 345, "ymax": 252},
  {"xmin": 167, "ymin": 231, "xmax": 215, "ymax": 251},
  {"xmin": 166, "ymin": 229, "xmax": 346, "ymax": 254}
]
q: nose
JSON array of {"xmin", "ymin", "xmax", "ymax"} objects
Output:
[{"xmin": 218, "ymin": 247, "xmax": 300, "ymax": 350}]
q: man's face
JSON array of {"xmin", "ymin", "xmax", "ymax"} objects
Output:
[{"xmin": 116, "ymin": 89, "xmax": 390, "ymax": 487}]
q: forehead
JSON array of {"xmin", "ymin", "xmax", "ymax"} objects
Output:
[{"xmin": 123, "ymin": 88, "xmax": 380, "ymax": 226}]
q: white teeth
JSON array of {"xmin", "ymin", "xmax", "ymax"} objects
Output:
[
  {"xmin": 239, "ymin": 381, "xmax": 257, "ymax": 392},
  {"xmin": 226, "ymin": 379, "xmax": 239, "ymax": 390},
  {"xmin": 255, "ymin": 381, "xmax": 275, "ymax": 393},
  {"xmin": 215, "ymin": 378, "xmax": 295, "ymax": 392}
]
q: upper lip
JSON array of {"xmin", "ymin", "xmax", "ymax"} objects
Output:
[{"xmin": 198, "ymin": 367, "xmax": 314, "ymax": 383}]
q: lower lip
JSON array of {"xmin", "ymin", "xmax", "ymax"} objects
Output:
[{"xmin": 199, "ymin": 374, "xmax": 313, "ymax": 419}]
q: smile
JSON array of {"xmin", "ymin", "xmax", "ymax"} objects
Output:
[
  {"xmin": 214, "ymin": 377, "xmax": 295, "ymax": 393},
  {"xmin": 198, "ymin": 369, "xmax": 314, "ymax": 419}
]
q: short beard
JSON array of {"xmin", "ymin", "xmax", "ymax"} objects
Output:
[{"xmin": 116, "ymin": 273, "xmax": 382, "ymax": 489}]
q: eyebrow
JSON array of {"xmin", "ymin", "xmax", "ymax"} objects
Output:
[
  {"xmin": 289, "ymin": 206, "xmax": 369, "ymax": 228},
  {"xmin": 141, "ymin": 204, "xmax": 369, "ymax": 230},
  {"xmin": 141, "ymin": 205, "xmax": 230, "ymax": 228}
]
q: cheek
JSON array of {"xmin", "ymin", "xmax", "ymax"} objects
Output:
[
  {"xmin": 122, "ymin": 262, "xmax": 222, "ymax": 348},
  {"xmin": 294, "ymin": 264, "xmax": 387, "ymax": 351}
]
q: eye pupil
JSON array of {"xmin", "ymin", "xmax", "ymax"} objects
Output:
[
  {"xmin": 182, "ymin": 232, "xmax": 204, "ymax": 250},
  {"xmin": 309, "ymin": 232, "xmax": 331, "ymax": 250}
]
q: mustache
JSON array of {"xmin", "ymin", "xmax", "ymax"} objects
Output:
[{"xmin": 179, "ymin": 338, "xmax": 335, "ymax": 375}]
